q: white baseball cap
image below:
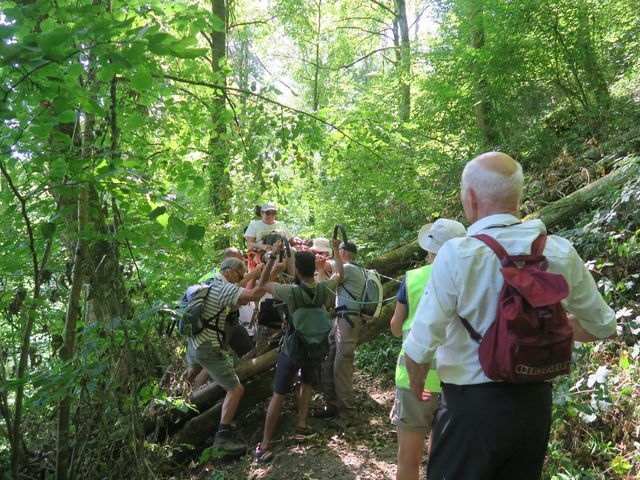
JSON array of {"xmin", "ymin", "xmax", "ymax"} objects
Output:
[
  {"xmin": 418, "ymin": 219, "xmax": 467, "ymax": 253},
  {"xmin": 261, "ymin": 202, "xmax": 277, "ymax": 212}
]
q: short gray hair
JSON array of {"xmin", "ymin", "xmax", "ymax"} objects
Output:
[
  {"xmin": 461, "ymin": 158, "xmax": 524, "ymax": 206},
  {"xmin": 220, "ymin": 257, "xmax": 246, "ymax": 276}
]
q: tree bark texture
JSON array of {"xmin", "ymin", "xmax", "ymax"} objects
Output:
[
  {"xmin": 208, "ymin": 0, "xmax": 231, "ymax": 217},
  {"xmin": 466, "ymin": 0, "xmax": 496, "ymax": 147},
  {"xmin": 395, "ymin": 0, "xmax": 411, "ymax": 122}
]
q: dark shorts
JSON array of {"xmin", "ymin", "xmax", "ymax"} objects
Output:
[{"xmin": 273, "ymin": 352, "xmax": 318, "ymax": 395}]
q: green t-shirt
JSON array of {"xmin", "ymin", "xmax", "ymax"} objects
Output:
[{"xmin": 274, "ymin": 278, "xmax": 337, "ymax": 315}]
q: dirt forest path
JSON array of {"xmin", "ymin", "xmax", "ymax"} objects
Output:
[{"xmin": 192, "ymin": 370, "xmax": 407, "ymax": 480}]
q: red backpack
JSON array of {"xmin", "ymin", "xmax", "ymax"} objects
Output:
[{"xmin": 460, "ymin": 234, "xmax": 574, "ymax": 383}]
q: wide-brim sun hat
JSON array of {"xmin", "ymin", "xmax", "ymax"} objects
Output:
[
  {"xmin": 312, "ymin": 237, "xmax": 332, "ymax": 253},
  {"xmin": 418, "ymin": 219, "xmax": 467, "ymax": 254}
]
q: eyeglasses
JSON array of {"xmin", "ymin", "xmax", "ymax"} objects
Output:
[
  {"xmin": 262, "ymin": 211, "xmax": 276, "ymax": 216},
  {"xmin": 233, "ymin": 269, "xmax": 245, "ymax": 282},
  {"xmin": 224, "ymin": 268, "xmax": 244, "ymax": 282}
]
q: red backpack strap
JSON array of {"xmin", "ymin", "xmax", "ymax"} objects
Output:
[
  {"xmin": 531, "ymin": 234, "xmax": 547, "ymax": 255},
  {"xmin": 459, "ymin": 316, "xmax": 482, "ymax": 343},
  {"xmin": 472, "ymin": 234, "xmax": 509, "ymax": 264}
]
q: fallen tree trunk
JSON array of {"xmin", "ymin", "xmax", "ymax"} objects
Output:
[
  {"xmin": 171, "ymin": 369, "xmax": 276, "ymax": 461},
  {"xmin": 365, "ymin": 241, "xmax": 425, "ymax": 277},
  {"xmin": 525, "ymin": 156, "xmax": 639, "ymax": 229},
  {"xmin": 190, "ymin": 347, "xmax": 278, "ymax": 407}
]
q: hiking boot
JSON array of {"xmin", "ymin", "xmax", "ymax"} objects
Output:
[
  {"xmin": 212, "ymin": 434, "xmax": 247, "ymax": 458},
  {"xmin": 312, "ymin": 407, "xmax": 338, "ymax": 419},
  {"xmin": 292, "ymin": 426, "xmax": 317, "ymax": 444}
]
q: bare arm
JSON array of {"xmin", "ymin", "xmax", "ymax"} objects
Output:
[
  {"xmin": 236, "ymin": 245, "xmax": 281, "ymax": 303},
  {"xmin": 256, "ymin": 241, "xmax": 283, "ymax": 296},
  {"xmin": 390, "ymin": 302, "xmax": 408, "ymax": 337},
  {"xmin": 569, "ymin": 313, "xmax": 617, "ymax": 342},
  {"xmin": 331, "ymin": 237, "xmax": 344, "ymax": 285},
  {"xmin": 238, "ymin": 263, "xmax": 263, "ymax": 287},
  {"xmin": 404, "ymin": 354, "xmax": 432, "ymax": 402}
]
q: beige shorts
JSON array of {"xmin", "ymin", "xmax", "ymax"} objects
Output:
[
  {"xmin": 194, "ymin": 341, "xmax": 240, "ymax": 391},
  {"xmin": 390, "ymin": 388, "xmax": 440, "ymax": 433}
]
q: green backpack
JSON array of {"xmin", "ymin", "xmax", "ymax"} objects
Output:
[{"xmin": 285, "ymin": 283, "xmax": 333, "ymax": 367}]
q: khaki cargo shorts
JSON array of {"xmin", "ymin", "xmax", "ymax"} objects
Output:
[
  {"xmin": 194, "ymin": 341, "xmax": 240, "ymax": 391},
  {"xmin": 390, "ymin": 387, "xmax": 440, "ymax": 433}
]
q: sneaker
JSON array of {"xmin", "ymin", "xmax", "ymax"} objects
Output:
[
  {"xmin": 292, "ymin": 426, "xmax": 317, "ymax": 444},
  {"xmin": 253, "ymin": 443, "xmax": 273, "ymax": 464},
  {"xmin": 312, "ymin": 407, "xmax": 338, "ymax": 419},
  {"xmin": 212, "ymin": 434, "xmax": 247, "ymax": 458}
]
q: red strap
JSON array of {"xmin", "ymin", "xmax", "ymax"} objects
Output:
[
  {"xmin": 531, "ymin": 234, "xmax": 547, "ymax": 255},
  {"xmin": 474, "ymin": 234, "xmax": 548, "ymax": 262},
  {"xmin": 472, "ymin": 234, "xmax": 508, "ymax": 261}
]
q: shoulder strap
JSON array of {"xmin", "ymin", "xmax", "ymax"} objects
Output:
[
  {"xmin": 298, "ymin": 283, "xmax": 325, "ymax": 307},
  {"xmin": 531, "ymin": 234, "xmax": 547, "ymax": 255},
  {"xmin": 459, "ymin": 315, "xmax": 482, "ymax": 343},
  {"xmin": 339, "ymin": 263, "xmax": 366, "ymax": 302},
  {"xmin": 472, "ymin": 234, "xmax": 509, "ymax": 262},
  {"xmin": 474, "ymin": 233, "xmax": 548, "ymax": 266}
]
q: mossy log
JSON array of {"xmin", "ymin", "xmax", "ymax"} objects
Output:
[
  {"xmin": 525, "ymin": 156, "xmax": 639, "ymax": 229},
  {"xmin": 171, "ymin": 370, "xmax": 276, "ymax": 461}
]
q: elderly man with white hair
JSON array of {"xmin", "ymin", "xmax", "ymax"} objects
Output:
[{"xmin": 403, "ymin": 152, "xmax": 617, "ymax": 480}]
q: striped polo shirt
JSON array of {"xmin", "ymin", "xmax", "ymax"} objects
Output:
[{"xmin": 188, "ymin": 274, "xmax": 243, "ymax": 350}]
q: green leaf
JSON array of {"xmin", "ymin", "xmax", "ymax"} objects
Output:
[
  {"xmin": 155, "ymin": 213, "xmax": 169, "ymax": 228},
  {"xmin": 58, "ymin": 110, "xmax": 76, "ymax": 124},
  {"xmin": 168, "ymin": 216, "xmax": 187, "ymax": 235},
  {"xmin": 148, "ymin": 206, "xmax": 166, "ymax": 220},
  {"xmin": 40, "ymin": 221, "xmax": 56, "ymax": 240},
  {"xmin": 192, "ymin": 176, "xmax": 205, "ymax": 188},
  {"xmin": 619, "ymin": 355, "xmax": 630, "ymax": 369},
  {"xmin": 169, "ymin": 47, "xmax": 208, "ymax": 59},
  {"xmin": 130, "ymin": 69, "xmax": 152, "ymax": 91},
  {"xmin": 186, "ymin": 224, "xmax": 206, "ymax": 240},
  {"xmin": 37, "ymin": 27, "xmax": 69, "ymax": 50}
]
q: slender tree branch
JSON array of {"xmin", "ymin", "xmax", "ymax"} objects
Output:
[
  {"xmin": 229, "ymin": 15, "xmax": 276, "ymax": 29},
  {"xmin": 159, "ymin": 74, "xmax": 391, "ymax": 166},
  {"xmin": 370, "ymin": 0, "xmax": 396, "ymax": 17}
]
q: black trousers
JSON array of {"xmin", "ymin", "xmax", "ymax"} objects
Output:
[{"xmin": 426, "ymin": 381, "xmax": 552, "ymax": 480}]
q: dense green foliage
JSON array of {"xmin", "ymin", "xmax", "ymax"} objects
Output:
[{"xmin": 1, "ymin": 0, "xmax": 639, "ymax": 478}]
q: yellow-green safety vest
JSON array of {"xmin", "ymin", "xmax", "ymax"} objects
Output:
[{"xmin": 395, "ymin": 264, "xmax": 441, "ymax": 393}]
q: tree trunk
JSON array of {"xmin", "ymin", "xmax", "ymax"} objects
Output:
[
  {"xmin": 312, "ymin": 0, "xmax": 322, "ymax": 112},
  {"xmin": 208, "ymin": 0, "xmax": 231, "ymax": 218},
  {"xmin": 395, "ymin": 0, "xmax": 411, "ymax": 122},
  {"xmin": 524, "ymin": 157, "xmax": 639, "ymax": 229},
  {"xmin": 56, "ymin": 187, "xmax": 89, "ymax": 480},
  {"xmin": 466, "ymin": 0, "xmax": 496, "ymax": 146},
  {"xmin": 171, "ymin": 369, "xmax": 276, "ymax": 458}
]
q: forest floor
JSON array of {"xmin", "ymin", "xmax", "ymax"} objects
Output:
[{"xmin": 187, "ymin": 370, "xmax": 405, "ymax": 480}]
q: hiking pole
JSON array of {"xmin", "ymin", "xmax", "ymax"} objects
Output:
[
  {"xmin": 333, "ymin": 224, "xmax": 348, "ymax": 243},
  {"xmin": 278, "ymin": 237, "xmax": 292, "ymax": 262}
]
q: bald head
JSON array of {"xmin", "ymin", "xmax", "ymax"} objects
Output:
[{"xmin": 461, "ymin": 151, "xmax": 524, "ymax": 222}]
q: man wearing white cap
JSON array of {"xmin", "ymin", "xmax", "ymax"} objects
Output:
[
  {"xmin": 390, "ymin": 219, "xmax": 466, "ymax": 480},
  {"xmin": 244, "ymin": 202, "xmax": 294, "ymax": 253}
]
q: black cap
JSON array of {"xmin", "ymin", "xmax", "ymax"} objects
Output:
[{"xmin": 339, "ymin": 241, "xmax": 357, "ymax": 254}]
